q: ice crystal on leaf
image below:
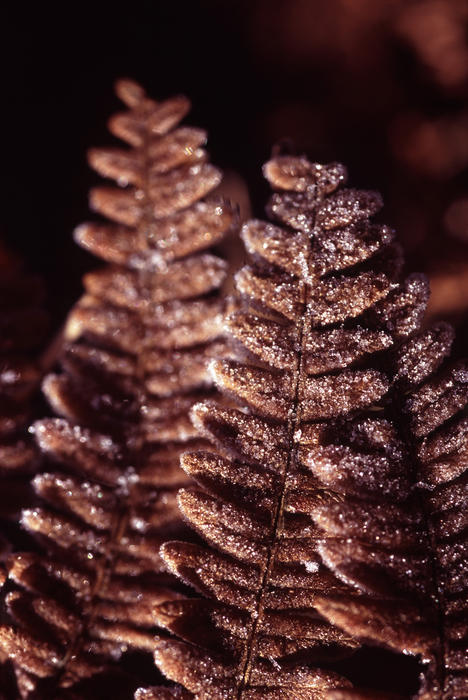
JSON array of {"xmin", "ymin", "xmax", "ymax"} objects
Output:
[
  {"xmin": 0, "ymin": 79, "xmax": 235, "ymax": 699},
  {"xmin": 141, "ymin": 155, "xmax": 441, "ymax": 699}
]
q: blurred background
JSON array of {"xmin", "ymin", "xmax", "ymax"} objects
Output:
[{"xmin": 2, "ymin": 0, "xmax": 468, "ymax": 350}]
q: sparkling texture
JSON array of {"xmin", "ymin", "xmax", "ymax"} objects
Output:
[
  {"xmin": 155, "ymin": 153, "xmax": 467, "ymax": 700},
  {"xmin": 0, "ymin": 78, "xmax": 235, "ymax": 697}
]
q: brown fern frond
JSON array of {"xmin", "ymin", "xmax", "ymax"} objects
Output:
[
  {"xmin": 144, "ymin": 155, "xmax": 431, "ymax": 698},
  {"xmin": 0, "ymin": 79, "xmax": 236, "ymax": 698},
  {"xmin": 310, "ymin": 332, "xmax": 468, "ymax": 692}
]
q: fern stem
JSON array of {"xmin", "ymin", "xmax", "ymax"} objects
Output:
[{"xmin": 236, "ymin": 207, "xmax": 318, "ymax": 698}]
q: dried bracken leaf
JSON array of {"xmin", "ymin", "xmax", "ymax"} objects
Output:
[
  {"xmin": 0, "ymin": 79, "xmax": 236, "ymax": 698},
  {"xmin": 148, "ymin": 155, "xmax": 439, "ymax": 698},
  {"xmin": 299, "ymin": 203, "xmax": 468, "ymax": 697}
]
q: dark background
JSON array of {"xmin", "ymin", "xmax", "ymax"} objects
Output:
[{"xmin": 2, "ymin": 0, "xmax": 468, "ymax": 343}]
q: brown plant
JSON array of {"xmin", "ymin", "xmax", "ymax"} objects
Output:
[
  {"xmin": 0, "ymin": 80, "xmax": 236, "ymax": 699},
  {"xmin": 310, "ymin": 256, "xmax": 468, "ymax": 690}
]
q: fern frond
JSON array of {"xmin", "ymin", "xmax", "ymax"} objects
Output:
[
  {"xmin": 0, "ymin": 79, "xmax": 235, "ymax": 698},
  {"xmin": 146, "ymin": 156, "xmax": 430, "ymax": 698},
  {"xmin": 311, "ymin": 329, "xmax": 468, "ymax": 696}
]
